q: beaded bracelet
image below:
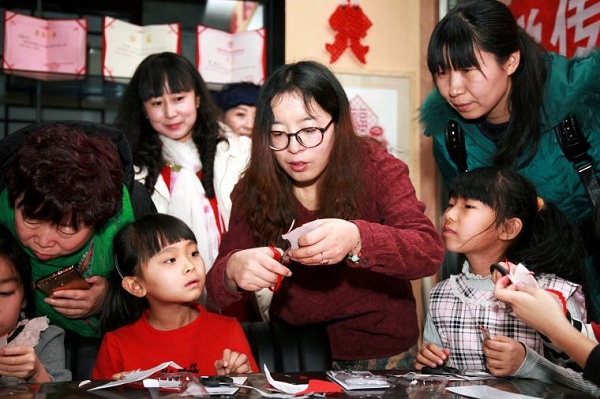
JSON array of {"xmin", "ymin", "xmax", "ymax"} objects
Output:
[{"xmin": 346, "ymin": 239, "xmax": 361, "ymax": 264}]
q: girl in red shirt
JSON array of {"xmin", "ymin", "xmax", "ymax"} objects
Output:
[{"xmin": 93, "ymin": 214, "xmax": 257, "ymax": 380}]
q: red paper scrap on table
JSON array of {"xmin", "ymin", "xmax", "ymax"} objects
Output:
[{"xmin": 296, "ymin": 379, "xmax": 343, "ymax": 395}]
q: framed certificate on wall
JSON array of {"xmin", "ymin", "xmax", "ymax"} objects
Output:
[
  {"xmin": 196, "ymin": 26, "xmax": 266, "ymax": 84},
  {"xmin": 3, "ymin": 11, "xmax": 87, "ymax": 79},
  {"xmin": 102, "ymin": 17, "xmax": 181, "ymax": 81}
]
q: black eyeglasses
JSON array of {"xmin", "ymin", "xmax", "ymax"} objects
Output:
[{"xmin": 269, "ymin": 119, "xmax": 334, "ymax": 151}]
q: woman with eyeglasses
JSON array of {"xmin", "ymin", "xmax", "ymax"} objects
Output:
[{"xmin": 206, "ymin": 60, "xmax": 444, "ymax": 370}]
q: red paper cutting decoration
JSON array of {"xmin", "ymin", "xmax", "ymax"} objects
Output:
[{"xmin": 325, "ymin": 1, "xmax": 372, "ymax": 64}]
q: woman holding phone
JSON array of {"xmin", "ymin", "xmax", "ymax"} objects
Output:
[{"xmin": 0, "ymin": 121, "xmax": 154, "ymax": 340}]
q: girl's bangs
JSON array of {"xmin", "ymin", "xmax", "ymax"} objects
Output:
[
  {"xmin": 448, "ymin": 175, "xmax": 494, "ymax": 208},
  {"xmin": 139, "ymin": 67, "xmax": 194, "ymax": 101}
]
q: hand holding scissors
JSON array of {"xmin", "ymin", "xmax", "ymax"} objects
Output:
[
  {"xmin": 267, "ymin": 220, "xmax": 295, "ymax": 291},
  {"xmin": 224, "ymin": 247, "xmax": 291, "ymax": 293},
  {"xmin": 224, "ymin": 220, "xmax": 295, "ymax": 293}
]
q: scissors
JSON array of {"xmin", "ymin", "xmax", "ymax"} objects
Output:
[
  {"xmin": 268, "ymin": 220, "xmax": 295, "ymax": 292},
  {"xmin": 490, "ymin": 262, "xmax": 510, "ymax": 277},
  {"xmin": 490, "ymin": 262, "xmax": 514, "ymax": 287},
  {"xmin": 421, "ymin": 365, "xmax": 468, "ymax": 379}
]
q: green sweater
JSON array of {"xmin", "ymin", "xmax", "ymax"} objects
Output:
[
  {"xmin": 421, "ymin": 50, "xmax": 600, "ymax": 227},
  {"xmin": 420, "ymin": 50, "xmax": 600, "ymax": 320},
  {"xmin": 0, "ymin": 187, "xmax": 135, "ymax": 338}
]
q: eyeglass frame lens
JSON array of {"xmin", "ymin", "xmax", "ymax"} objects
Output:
[{"xmin": 269, "ymin": 119, "xmax": 334, "ymax": 151}]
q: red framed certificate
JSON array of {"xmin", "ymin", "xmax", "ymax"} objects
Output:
[
  {"xmin": 196, "ymin": 26, "xmax": 265, "ymax": 84},
  {"xmin": 3, "ymin": 10, "xmax": 87, "ymax": 79},
  {"xmin": 102, "ymin": 16, "xmax": 181, "ymax": 81}
]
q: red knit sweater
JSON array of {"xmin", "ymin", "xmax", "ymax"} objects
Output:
[{"xmin": 206, "ymin": 142, "xmax": 444, "ymax": 360}]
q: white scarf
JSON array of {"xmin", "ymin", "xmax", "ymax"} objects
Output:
[{"xmin": 159, "ymin": 136, "xmax": 220, "ymax": 271}]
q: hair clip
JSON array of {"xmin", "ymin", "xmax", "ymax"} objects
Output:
[{"xmin": 114, "ymin": 255, "xmax": 125, "ymax": 279}]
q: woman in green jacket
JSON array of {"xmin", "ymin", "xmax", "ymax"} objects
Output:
[{"xmin": 420, "ymin": 0, "xmax": 600, "ymax": 320}]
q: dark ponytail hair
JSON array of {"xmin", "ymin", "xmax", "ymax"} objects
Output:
[
  {"xmin": 448, "ymin": 166, "xmax": 585, "ymax": 284},
  {"xmin": 427, "ymin": 0, "xmax": 548, "ymax": 166},
  {"xmin": 100, "ymin": 213, "xmax": 197, "ymax": 335}
]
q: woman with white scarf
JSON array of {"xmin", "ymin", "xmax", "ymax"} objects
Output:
[{"xmin": 115, "ymin": 52, "xmax": 250, "ymax": 289}]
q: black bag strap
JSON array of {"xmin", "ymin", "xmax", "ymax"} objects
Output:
[
  {"xmin": 554, "ymin": 114, "xmax": 600, "ymax": 207},
  {"xmin": 444, "ymin": 119, "xmax": 468, "ymax": 174},
  {"xmin": 444, "ymin": 114, "xmax": 600, "ymax": 205}
]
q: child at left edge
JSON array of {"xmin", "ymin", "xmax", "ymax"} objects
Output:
[
  {"xmin": 92, "ymin": 213, "xmax": 258, "ymax": 379},
  {"xmin": 0, "ymin": 223, "xmax": 70, "ymax": 384}
]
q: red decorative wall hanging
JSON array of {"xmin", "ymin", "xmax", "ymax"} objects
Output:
[{"xmin": 325, "ymin": 0, "xmax": 372, "ymax": 64}]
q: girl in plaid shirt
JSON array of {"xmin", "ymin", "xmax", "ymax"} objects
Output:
[{"xmin": 416, "ymin": 167, "xmax": 600, "ymax": 395}]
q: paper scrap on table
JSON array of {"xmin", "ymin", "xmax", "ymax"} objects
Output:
[
  {"xmin": 264, "ymin": 365, "xmax": 342, "ymax": 396},
  {"xmin": 282, "ymin": 220, "xmax": 319, "ymax": 249},
  {"xmin": 264, "ymin": 365, "xmax": 308, "ymax": 394},
  {"xmin": 446, "ymin": 385, "xmax": 540, "ymax": 399},
  {"xmin": 88, "ymin": 361, "xmax": 182, "ymax": 391},
  {"xmin": 508, "ymin": 263, "xmax": 539, "ymax": 288}
]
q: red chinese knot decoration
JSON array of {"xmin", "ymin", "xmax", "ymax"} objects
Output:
[
  {"xmin": 508, "ymin": 0, "xmax": 600, "ymax": 57},
  {"xmin": 325, "ymin": 0, "xmax": 372, "ymax": 64}
]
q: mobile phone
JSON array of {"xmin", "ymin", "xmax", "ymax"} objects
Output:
[{"xmin": 36, "ymin": 265, "xmax": 91, "ymax": 296}]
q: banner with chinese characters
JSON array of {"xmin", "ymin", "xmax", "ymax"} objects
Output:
[
  {"xmin": 102, "ymin": 17, "xmax": 180, "ymax": 82},
  {"xmin": 3, "ymin": 10, "xmax": 87, "ymax": 79},
  {"xmin": 508, "ymin": 0, "xmax": 599, "ymax": 57}
]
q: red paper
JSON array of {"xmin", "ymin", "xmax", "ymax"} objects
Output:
[{"xmin": 296, "ymin": 379, "xmax": 343, "ymax": 395}]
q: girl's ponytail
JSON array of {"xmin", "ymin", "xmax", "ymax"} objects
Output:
[{"xmin": 508, "ymin": 200, "xmax": 586, "ymax": 285}]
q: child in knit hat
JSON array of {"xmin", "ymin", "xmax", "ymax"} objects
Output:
[{"xmin": 214, "ymin": 82, "xmax": 260, "ymax": 137}]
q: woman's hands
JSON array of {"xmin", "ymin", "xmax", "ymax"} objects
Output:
[
  {"xmin": 44, "ymin": 275, "xmax": 108, "ymax": 318},
  {"xmin": 214, "ymin": 349, "xmax": 252, "ymax": 375},
  {"xmin": 224, "ymin": 219, "xmax": 361, "ymax": 292},
  {"xmin": 225, "ymin": 248, "xmax": 292, "ymax": 292},
  {"xmin": 0, "ymin": 345, "xmax": 51, "ymax": 383},
  {"xmin": 287, "ymin": 218, "xmax": 360, "ymax": 266},
  {"xmin": 494, "ymin": 276, "xmax": 566, "ymax": 338}
]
